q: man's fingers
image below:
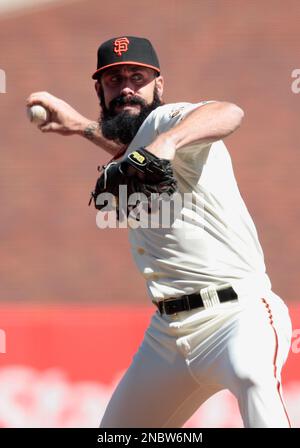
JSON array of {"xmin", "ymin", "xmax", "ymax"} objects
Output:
[
  {"xmin": 26, "ymin": 91, "xmax": 57, "ymax": 110},
  {"xmin": 39, "ymin": 122, "xmax": 61, "ymax": 133}
]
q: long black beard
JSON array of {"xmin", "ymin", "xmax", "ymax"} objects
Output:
[{"xmin": 99, "ymin": 87, "xmax": 163, "ymax": 145}]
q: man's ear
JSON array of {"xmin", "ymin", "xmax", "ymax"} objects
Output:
[
  {"xmin": 155, "ymin": 75, "xmax": 164, "ymax": 100},
  {"xmin": 95, "ymin": 81, "xmax": 101, "ymax": 95}
]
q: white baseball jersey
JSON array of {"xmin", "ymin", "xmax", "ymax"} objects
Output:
[
  {"xmin": 101, "ymin": 102, "xmax": 292, "ymax": 429},
  {"xmin": 125, "ymin": 102, "xmax": 272, "ymax": 301}
]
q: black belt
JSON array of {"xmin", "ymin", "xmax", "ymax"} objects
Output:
[{"xmin": 153, "ymin": 286, "xmax": 238, "ymax": 315}]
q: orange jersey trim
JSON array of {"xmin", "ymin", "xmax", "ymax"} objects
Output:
[{"xmin": 262, "ymin": 298, "xmax": 292, "ymax": 427}]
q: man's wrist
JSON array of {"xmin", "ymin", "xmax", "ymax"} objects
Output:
[{"xmin": 146, "ymin": 133, "xmax": 177, "ymax": 160}]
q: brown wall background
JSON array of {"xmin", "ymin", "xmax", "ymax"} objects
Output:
[{"xmin": 0, "ymin": 0, "xmax": 299, "ymax": 303}]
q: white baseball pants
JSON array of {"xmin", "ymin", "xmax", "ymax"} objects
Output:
[{"xmin": 100, "ymin": 291, "xmax": 292, "ymax": 428}]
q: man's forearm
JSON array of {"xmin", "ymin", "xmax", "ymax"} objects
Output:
[
  {"xmin": 147, "ymin": 101, "xmax": 244, "ymax": 160},
  {"xmin": 26, "ymin": 91, "xmax": 126, "ymax": 156},
  {"xmin": 80, "ymin": 120, "xmax": 126, "ymax": 156}
]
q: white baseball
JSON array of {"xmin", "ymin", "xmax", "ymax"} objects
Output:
[{"xmin": 27, "ymin": 105, "xmax": 50, "ymax": 125}]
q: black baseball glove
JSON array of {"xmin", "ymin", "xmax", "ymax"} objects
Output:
[{"xmin": 89, "ymin": 147, "xmax": 178, "ymax": 219}]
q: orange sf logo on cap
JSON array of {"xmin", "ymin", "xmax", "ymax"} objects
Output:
[{"xmin": 114, "ymin": 37, "xmax": 130, "ymax": 56}]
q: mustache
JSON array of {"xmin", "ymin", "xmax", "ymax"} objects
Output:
[
  {"xmin": 99, "ymin": 85, "xmax": 164, "ymax": 145},
  {"xmin": 108, "ymin": 95, "xmax": 146, "ymax": 113}
]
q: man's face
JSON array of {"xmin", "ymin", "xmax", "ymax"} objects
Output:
[
  {"xmin": 99, "ymin": 64, "xmax": 163, "ymax": 113},
  {"xmin": 95, "ymin": 64, "xmax": 164, "ymax": 145}
]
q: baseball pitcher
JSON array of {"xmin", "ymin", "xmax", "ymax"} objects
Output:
[{"xmin": 26, "ymin": 36, "xmax": 292, "ymax": 428}]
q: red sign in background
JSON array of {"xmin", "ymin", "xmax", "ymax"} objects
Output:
[{"xmin": 0, "ymin": 304, "xmax": 299, "ymax": 428}]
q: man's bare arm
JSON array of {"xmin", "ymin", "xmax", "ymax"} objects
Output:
[
  {"xmin": 146, "ymin": 101, "xmax": 244, "ymax": 160},
  {"xmin": 80, "ymin": 120, "xmax": 126, "ymax": 155},
  {"xmin": 26, "ymin": 91, "xmax": 125, "ymax": 156}
]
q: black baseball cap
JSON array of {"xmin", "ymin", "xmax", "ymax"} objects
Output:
[{"xmin": 92, "ymin": 36, "xmax": 160, "ymax": 79}]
